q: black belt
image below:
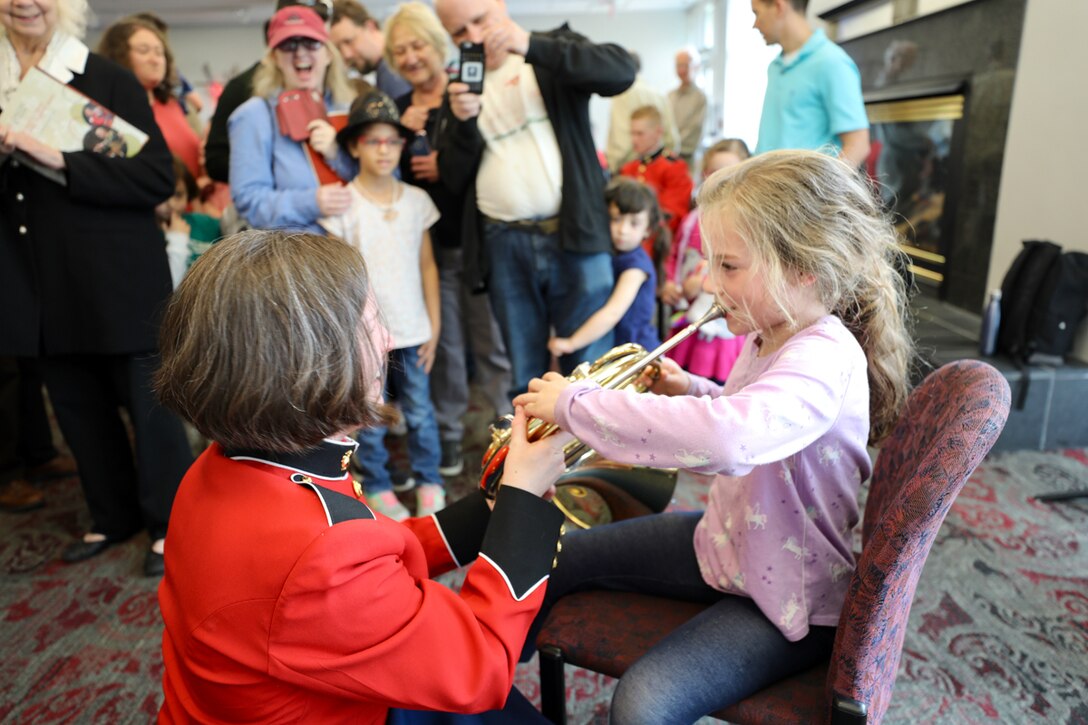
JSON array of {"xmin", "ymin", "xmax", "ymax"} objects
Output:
[{"xmin": 481, "ymin": 214, "xmax": 560, "ymax": 235}]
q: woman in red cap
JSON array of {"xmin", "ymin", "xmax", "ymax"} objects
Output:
[{"xmin": 228, "ymin": 4, "xmax": 357, "ymax": 233}]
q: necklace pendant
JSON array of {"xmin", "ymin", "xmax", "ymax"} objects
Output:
[{"xmin": 384, "ymin": 209, "xmax": 398, "ymax": 222}]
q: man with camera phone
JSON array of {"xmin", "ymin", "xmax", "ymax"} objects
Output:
[{"xmin": 433, "ymin": 0, "xmax": 637, "ymax": 399}]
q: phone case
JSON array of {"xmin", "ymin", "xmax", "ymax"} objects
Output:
[
  {"xmin": 458, "ymin": 42, "xmax": 485, "ymax": 94},
  {"xmin": 276, "ymin": 90, "xmax": 328, "ymax": 141}
]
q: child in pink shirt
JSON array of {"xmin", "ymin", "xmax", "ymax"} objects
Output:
[
  {"xmin": 516, "ymin": 150, "xmax": 915, "ymax": 722},
  {"xmin": 663, "ymin": 138, "xmax": 751, "ymax": 383}
]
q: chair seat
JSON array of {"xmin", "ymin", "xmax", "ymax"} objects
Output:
[
  {"xmin": 717, "ymin": 664, "xmax": 827, "ymax": 724},
  {"xmin": 538, "ymin": 590, "xmax": 829, "ymax": 723},
  {"xmin": 539, "ymin": 590, "xmax": 710, "ymax": 678}
]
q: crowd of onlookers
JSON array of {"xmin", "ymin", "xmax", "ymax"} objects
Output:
[
  {"xmin": 0, "ymin": 0, "xmax": 869, "ymax": 572},
  {"xmin": 3, "ymin": 0, "xmax": 900, "ymax": 721}
]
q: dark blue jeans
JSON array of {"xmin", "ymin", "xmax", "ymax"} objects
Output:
[
  {"xmin": 356, "ymin": 346, "xmax": 442, "ymax": 492},
  {"xmin": 528, "ymin": 512, "xmax": 836, "ymax": 724},
  {"xmin": 482, "ymin": 221, "xmax": 614, "ymax": 397}
]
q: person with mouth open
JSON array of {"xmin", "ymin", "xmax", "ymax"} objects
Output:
[{"xmin": 228, "ymin": 4, "xmax": 357, "ymax": 233}]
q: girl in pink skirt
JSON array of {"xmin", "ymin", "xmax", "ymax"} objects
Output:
[{"xmin": 663, "ymin": 139, "xmax": 750, "ymax": 383}]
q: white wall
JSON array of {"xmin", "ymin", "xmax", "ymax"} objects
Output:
[
  {"xmin": 721, "ymin": 0, "xmax": 777, "ymax": 151},
  {"xmin": 990, "ymin": 0, "xmax": 1088, "ymax": 361},
  {"xmin": 112, "ymin": 8, "xmax": 689, "ymax": 147},
  {"xmin": 511, "ymin": 9, "xmax": 689, "ymax": 151}
]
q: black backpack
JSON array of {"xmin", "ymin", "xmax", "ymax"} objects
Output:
[{"xmin": 996, "ymin": 239, "xmax": 1088, "ymax": 406}]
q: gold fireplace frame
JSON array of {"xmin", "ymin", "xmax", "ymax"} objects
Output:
[{"xmin": 867, "ymin": 94, "xmax": 964, "ymax": 284}]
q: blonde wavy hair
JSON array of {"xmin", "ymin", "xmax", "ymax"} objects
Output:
[
  {"xmin": 383, "ymin": 2, "xmax": 450, "ymax": 72},
  {"xmin": 0, "ymin": 0, "xmax": 89, "ymax": 40},
  {"xmin": 252, "ymin": 42, "xmax": 355, "ymax": 107},
  {"xmin": 698, "ymin": 150, "xmax": 915, "ymax": 445}
]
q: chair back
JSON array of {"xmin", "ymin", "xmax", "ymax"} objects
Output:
[{"xmin": 828, "ymin": 360, "xmax": 1010, "ymax": 723}]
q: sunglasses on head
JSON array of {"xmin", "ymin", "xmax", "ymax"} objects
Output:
[
  {"xmin": 277, "ymin": 37, "xmax": 324, "ymax": 53},
  {"xmin": 279, "ymin": 0, "xmax": 332, "ymax": 22}
]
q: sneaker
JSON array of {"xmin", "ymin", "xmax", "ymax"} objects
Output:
[
  {"xmin": 438, "ymin": 440, "xmax": 464, "ymax": 477},
  {"xmin": 350, "ymin": 457, "xmax": 414, "ymax": 493},
  {"xmin": 391, "ymin": 470, "xmax": 417, "ymax": 493},
  {"xmin": 366, "ymin": 490, "xmax": 411, "ymax": 521},
  {"xmin": 415, "ymin": 484, "xmax": 446, "ymax": 517}
]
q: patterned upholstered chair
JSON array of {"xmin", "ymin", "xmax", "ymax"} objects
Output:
[{"xmin": 536, "ymin": 359, "xmax": 1011, "ymax": 724}]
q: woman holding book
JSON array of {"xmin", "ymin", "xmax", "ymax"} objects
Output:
[
  {"xmin": 228, "ymin": 4, "xmax": 357, "ymax": 233},
  {"xmin": 0, "ymin": 0, "xmax": 193, "ymax": 577}
]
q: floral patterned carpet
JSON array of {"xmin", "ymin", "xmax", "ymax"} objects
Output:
[{"xmin": 2, "ymin": 411, "xmax": 1087, "ymax": 723}]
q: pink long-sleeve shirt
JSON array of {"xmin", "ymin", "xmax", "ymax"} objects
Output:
[{"xmin": 554, "ymin": 315, "xmax": 871, "ymax": 641}]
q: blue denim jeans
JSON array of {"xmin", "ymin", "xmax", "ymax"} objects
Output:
[
  {"xmin": 527, "ymin": 512, "xmax": 836, "ymax": 723},
  {"xmin": 482, "ymin": 221, "xmax": 614, "ymax": 397},
  {"xmin": 355, "ymin": 346, "xmax": 442, "ymax": 493}
]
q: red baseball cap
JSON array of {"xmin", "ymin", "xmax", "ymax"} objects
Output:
[{"xmin": 267, "ymin": 5, "xmax": 327, "ymax": 49}]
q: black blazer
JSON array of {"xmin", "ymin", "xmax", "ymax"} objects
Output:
[{"xmin": 0, "ymin": 52, "xmax": 176, "ymax": 357}]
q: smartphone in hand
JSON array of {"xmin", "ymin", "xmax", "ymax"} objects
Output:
[
  {"xmin": 458, "ymin": 42, "xmax": 485, "ymax": 94},
  {"xmin": 408, "ymin": 133, "xmax": 431, "ymax": 157}
]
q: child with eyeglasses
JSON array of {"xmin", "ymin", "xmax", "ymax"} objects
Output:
[{"xmin": 320, "ymin": 91, "xmax": 446, "ymax": 522}]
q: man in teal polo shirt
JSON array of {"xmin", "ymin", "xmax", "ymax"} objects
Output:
[{"xmin": 752, "ymin": 0, "xmax": 870, "ymax": 167}]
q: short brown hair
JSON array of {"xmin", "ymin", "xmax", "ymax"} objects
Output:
[
  {"xmin": 332, "ymin": 0, "xmax": 374, "ymax": 27},
  {"xmin": 97, "ymin": 18, "xmax": 178, "ymax": 103},
  {"xmin": 156, "ymin": 230, "xmax": 388, "ymax": 453}
]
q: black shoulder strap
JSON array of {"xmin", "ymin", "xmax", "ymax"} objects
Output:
[{"xmin": 291, "ymin": 473, "xmax": 375, "ymax": 526}]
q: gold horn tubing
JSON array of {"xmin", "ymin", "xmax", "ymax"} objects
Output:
[
  {"xmin": 599, "ymin": 302, "xmax": 726, "ymax": 391},
  {"xmin": 479, "ymin": 301, "xmax": 726, "ymax": 498}
]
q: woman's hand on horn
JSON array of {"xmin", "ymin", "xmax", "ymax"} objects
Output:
[
  {"xmin": 500, "ymin": 405, "xmax": 572, "ymax": 499},
  {"xmin": 513, "ymin": 371, "xmax": 569, "ymax": 425}
]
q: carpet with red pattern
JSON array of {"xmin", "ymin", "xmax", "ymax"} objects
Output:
[{"xmin": 2, "ymin": 442, "xmax": 1086, "ymax": 723}]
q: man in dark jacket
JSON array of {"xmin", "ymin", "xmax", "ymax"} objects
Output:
[{"xmin": 434, "ymin": 0, "xmax": 636, "ymax": 397}]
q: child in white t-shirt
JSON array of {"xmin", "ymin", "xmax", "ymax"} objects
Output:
[{"xmin": 321, "ymin": 91, "xmax": 444, "ymax": 521}]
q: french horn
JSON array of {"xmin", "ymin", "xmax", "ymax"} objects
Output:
[{"xmin": 479, "ymin": 302, "xmax": 726, "ymax": 498}]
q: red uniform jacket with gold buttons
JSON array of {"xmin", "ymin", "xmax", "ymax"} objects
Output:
[
  {"xmin": 158, "ymin": 441, "xmax": 564, "ymax": 724},
  {"xmin": 621, "ymin": 148, "xmax": 694, "ymax": 250}
]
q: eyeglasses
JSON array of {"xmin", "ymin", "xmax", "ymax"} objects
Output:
[
  {"xmin": 130, "ymin": 44, "xmax": 165, "ymax": 58},
  {"xmin": 276, "ymin": 37, "xmax": 324, "ymax": 54},
  {"xmin": 359, "ymin": 137, "xmax": 406, "ymax": 149}
]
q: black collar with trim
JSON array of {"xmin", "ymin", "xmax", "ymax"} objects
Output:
[
  {"xmin": 224, "ymin": 438, "xmax": 358, "ymax": 480},
  {"xmin": 638, "ymin": 145, "xmax": 666, "ymax": 165}
]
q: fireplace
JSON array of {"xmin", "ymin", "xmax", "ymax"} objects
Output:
[
  {"xmin": 866, "ymin": 92, "xmax": 965, "ymax": 288},
  {"xmin": 835, "ymin": 0, "xmax": 1027, "ymax": 311}
]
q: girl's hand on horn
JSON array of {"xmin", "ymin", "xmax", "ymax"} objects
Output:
[
  {"xmin": 636, "ymin": 356, "xmax": 691, "ymax": 397},
  {"xmin": 512, "ymin": 372, "xmax": 570, "ymax": 425}
]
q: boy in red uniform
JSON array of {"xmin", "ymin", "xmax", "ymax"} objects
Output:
[
  {"xmin": 620, "ymin": 104, "xmax": 693, "ymax": 249},
  {"xmin": 155, "ymin": 230, "xmax": 568, "ymax": 723}
]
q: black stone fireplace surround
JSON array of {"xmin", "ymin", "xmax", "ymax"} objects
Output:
[{"xmin": 833, "ymin": 0, "xmax": 1027, "ymax": 312}]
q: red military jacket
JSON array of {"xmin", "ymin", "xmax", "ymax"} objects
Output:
[
  {"xmin": 158, "ymin": 438, "xmax": 564, "ymax": 723},
  {"xmin": 621, "ymin": 146, "xmax": 694, "ymax": 246}
]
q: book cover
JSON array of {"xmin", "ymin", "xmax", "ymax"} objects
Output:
[{"xmin": 0, "ymin": 66, "xmax": 149, "ymax": 184}]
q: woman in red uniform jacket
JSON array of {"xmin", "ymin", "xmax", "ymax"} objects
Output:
[{"xmin": 154, "ymin": 230, "xmax": 569, "ymax": 723}]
